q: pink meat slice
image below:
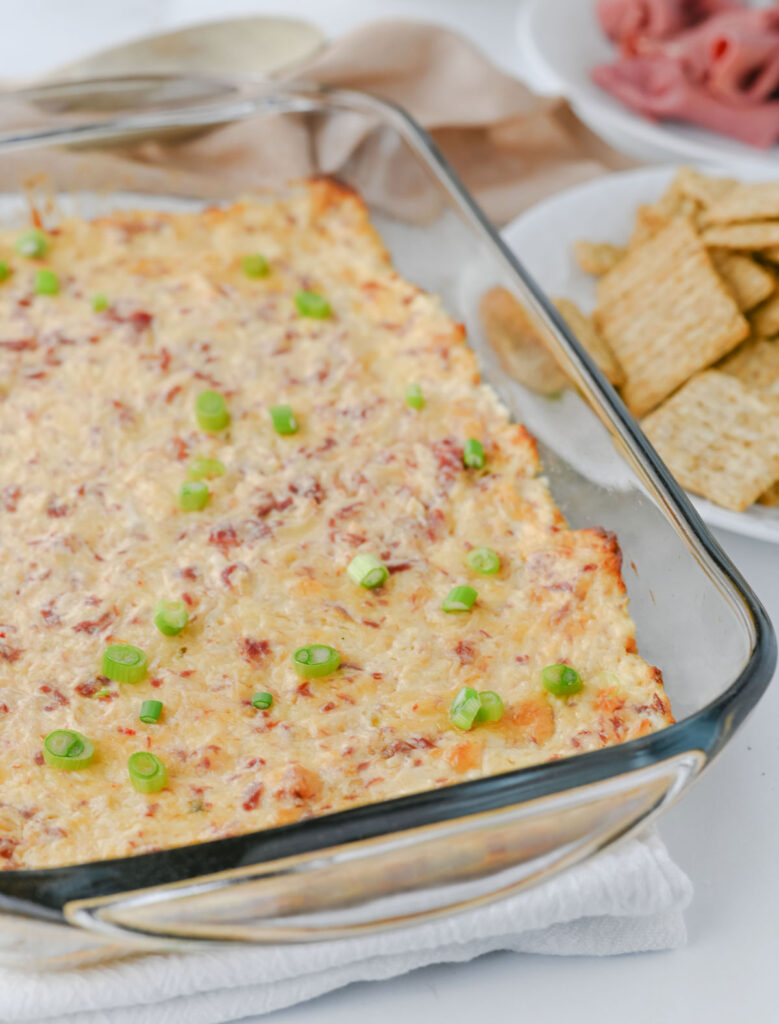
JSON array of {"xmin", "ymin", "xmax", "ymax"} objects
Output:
[
  {"xmin": 660, "ymin": 10, "xmax": 779, "ymax": 104},
  {"xmin": 596, "ymin": 0, "xmax": 743, "ymax": 48},
  {"xmin": 592, "ymin": 54, "xmax": 779, "ymax": 147}
]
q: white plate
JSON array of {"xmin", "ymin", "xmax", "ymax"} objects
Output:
[
  {"xmin": 501, "ymin": 164, "xmax": 779, "ymax": 544},
  {"xmin": 516, "ymin": 0, "xmax": 779, "ymax": 170}
]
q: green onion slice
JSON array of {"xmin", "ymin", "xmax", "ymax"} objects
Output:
[
  {"xmin": 42, "ymin": 730, "xmax": 95, "ymax": 770},
  {"xmin": 405, "ymin": 383, "xmax": 425, "ymax": 410},
  {"xmin": 292, "ymin": 644, "xmax": 341, "ymax": 678},
  {"xmin": 179, "ymin": 480, "xmax": 209, "ymax": 511},
  {"xmin": 463, "ymin": 438, "xmax": 485, "ymax": 469},
  {"xmin": 92, "ymin": 292, "xmax": 109, "ymax": 312},
  {"xmin": 187, "ymin": 456, "xmax": 226, "ymax": 481},
  {"xmin": 0, "ymin": 261, "xmax": 11, "ymax": 283},
  {"xmin": 195, "ymin": 390, "xmax": 230, "ymax": 432},
  {"xmin": 465, "ymin": 546, "xmax": 501, "ymax": 575},
  {"xmin": 15, "ymin": 229, "xmax": 48, "ymax": 259},
  {"xmin": 449, "ymin": 686, "xmax": 481, "ymax": 731},
  {"xmin": 475, "ymin": 691, "xmax": 504, "ymax": 724},
  {"xmin": 102, "ymin": 644, "xmax": 148, "ymax": 684},
  {"xmin": 139, "ymin": 699, "xmax": 163, "ymax": 724},
  {"xmin": 269, "ymin": 404, "xmax": 298, "ymax": 436},
  {"xmin": 347, "ymin": 553, "xmax": 389, "ymax": 589},
  {"xmin": 128, "ymin": 751, "xmax": 168, "ymax": 793},
  {"xmin": 34, "ymin": 269, "xmax": 59, "ymax": 295},
  {"xmin": 241, "ymin": 254, "xmax": 270, "ymax": 278},
  {"xmin": 295, "ymin": 290, "xmax": 331, "ymax": 319},
  {"xmin": 542, "ymin": 663, "xmax": 583, "ymax": 697},
  {"xmin": 252, "ymin": 691, "xmax": 273, "ymax": 710},
  {"xmin": 442, "ymin": 585, "xmax": 477, "ymax": 613},
  {"xmin": 154, "ymin": 600, "xmax": 189, "ymax": 637}
]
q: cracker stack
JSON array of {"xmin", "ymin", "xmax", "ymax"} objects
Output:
[{"xmin": 577, "ymin": 168, "xmax": 779, "ymax": 513}]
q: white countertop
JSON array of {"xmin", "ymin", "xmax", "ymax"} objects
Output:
[{"xmin": 4, "ymin": 3, "xmax": 777, "ymax": 1023}]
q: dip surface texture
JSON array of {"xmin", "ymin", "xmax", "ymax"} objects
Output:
[{"xmin": 0, "ymin": 181, "xmax": 673, "ymax": 869}]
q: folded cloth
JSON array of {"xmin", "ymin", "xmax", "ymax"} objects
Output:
[{"xmin": 0, "ymin": 833, "xmax": 691, "ymax": 1024}]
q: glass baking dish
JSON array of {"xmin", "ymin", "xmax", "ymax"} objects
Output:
[{"xmin": 0, "ymin": 79, "xmax": 774, "ymax": 969}]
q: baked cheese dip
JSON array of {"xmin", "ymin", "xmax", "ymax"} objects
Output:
[{"xmin": 0, "ymin": 180, "xmax": 673, "ymax": 869}]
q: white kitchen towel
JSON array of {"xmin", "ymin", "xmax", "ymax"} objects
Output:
[{"xmin": 0, "ymin": 831, "xmax": 691, "ymax": 1024}]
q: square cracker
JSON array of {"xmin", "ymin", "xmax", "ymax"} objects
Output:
[
  {"xmin": 573, "ymin": 240, "xmax": 626, "ymax": 276},
  {"xmin": 710, "ymin": 251, "xmax": 775, "ymax": 312},
  {"xmin": 673, "ymin": 167, "xmax": 736, "ymax": 208},
  {"xmin": 629, "ymin": 169, "xmax": 733, "ymax": 249},
  {"xmin": 749, "ymin": 292, "xmax": 779, "ymax": 337},
  {"xmin": 595, "ymin": 217, "xmax": 749, "ymax": 417},
  {"xmin": 630, "ymin": 194, "xmax": 697, "ymax": 249},
  {"xmin": 701, "ymin": 222, "xmax": 779, "ymax": 249},
  {"xmin": 701, "ymin": 182, "xmax": 779, "ymax": 226},
  {"xmin": 719, "ymin": 336, "xmax": 779, "ymax": 400},
  {"xmin": 553, "ymin": 297, "xmax": 625, "ymax": 386},
  {"xmin": 759, "ymin": 480, "xmax": 779, "ymax": 506},
  {"xmin": 642, "ymin": 370, "xmax": 779, "ymax": 512},
  {"xmin": 630, "ymin": 203, "xmax": 672, "ymax": 248}
]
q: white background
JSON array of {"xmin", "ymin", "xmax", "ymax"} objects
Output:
[{"xmin": 2, "ymin": 3, "xmax": 777, "ymax": 1022}]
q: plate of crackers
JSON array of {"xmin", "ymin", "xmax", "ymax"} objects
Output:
[{"xmin": 499, "ymin": 164, "xmax": 779, "ymax": 543}]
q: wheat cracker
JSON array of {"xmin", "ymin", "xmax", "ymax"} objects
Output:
[
  {"xmin": 642, "ymin": 371, "xmax": 779, "ymax": 512},
  {"xmin": 553, "ymin": 297, "xmax": 625, "ymax": 386},
  {"xmin": 702, "ymin": 222, "xmax": 779, "ymax": 249},
  {"xmin": 596, "ymin": 218, "xmax": 748, "ymax": 417},
  {"xmin": 710, "ymin": 251, "xmax": 775, "ymax": 311}
]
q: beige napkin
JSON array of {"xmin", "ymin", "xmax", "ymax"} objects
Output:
[
  {"xmin": 295, "ymin": 20, "xmax": 633, "ymax": 223},
  {"xmin": 0, "ymin": 19, "xmax": 633, "ymax": 226}
]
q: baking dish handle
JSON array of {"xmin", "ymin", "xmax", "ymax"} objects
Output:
[{"xmin": 64, "ymin": 752, "xmax": 702, "ymax": 948}]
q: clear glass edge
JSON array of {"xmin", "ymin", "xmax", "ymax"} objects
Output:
[{"xmin": 0, "ymin": 83, "xmax": 774, "ymax": 919}]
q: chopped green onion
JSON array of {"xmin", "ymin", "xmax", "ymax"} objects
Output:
[
  {"xmin": 241, "ymin": 253, "xmax": 270, "ymax": 278},
  {"xmin": 139, "ymin": 699, "xmax": 163, "ymax": 724},
  {"xmin": 179, "ymin": 480, "xmax": 209, "ymax": 511},
  {"xmin": 465, "ymin": 546, "xmax": 501, "ymax": 575},
  {"xmin": 92, "ymin": 292, "xmax": 109, "ymax": 312},
  {"xmin": 295, "ymin": 290, "xmax": 331, "ymax": 319},
  {"xmin": 15, "ymin": 229, "xmax": 48, "ymax": 259},
  {"xmin": 195, "ymin": 390, "xmax": 230, "ymax": 432},
  {"xmin": 42, "ymin": 730, "xmax": 95, "ymax": 770},
  {"xmin": 34, "ymin": 269, "xmax": 59, "ymax": 295},
  {"xmin": 449, "ymin": 686, "xmax": 481, "ymax": 730},
  {"xmin": 347, "ymin": 553, "xmax": 388, "ymax": 589},
  {"xmin": 128, "ymin": 751, "xmax": 168, "ymax": 793},
  {"xmin": 463, "ymin": 438, "xmax": 485, "ymax": 469},
  {"xmin": 269, "ymin": 404, "xmax": 298, "ymax": 436},
  {"xmin": 0, "ymin": 261, "xmax": 11, "ymax": 282},
  {"xmin": 405, "ymin": 383, "xmax": 425, "ymax": 410},
  {"xmin": 475, "ymin": 691, "xmax": 504, "ymax": 723},
  {"xmin": 187, "ymin": 456, "xmax": 226, "ymax": 481},
  {"xmin": 542, "ymin": 663, "xmax": 583, "ymax": 697},
  {"xmin": 442, "ymin": 585, "xmax": 477, "ymax": 613},
  {"xmin": 252, "ymin": 691, "xmax": 273, "ymax": 710},
  {"xmin": 292, "ymin": 644, "xmax": 341, "ymax": 678},
  {"xmin": 154, "ymin": 600, "xmax": 189, "ymax": 637},
  {"xmin": 93, "ymin": 687, "xmax": 112, "ymax": 699},
  {"xmin": 102, "ymin": 644, "xmax": 148, "ymax": 684}
]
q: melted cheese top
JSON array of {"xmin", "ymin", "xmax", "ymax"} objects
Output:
[{"xmin": 0, "ymin": 181, "xmax": 673, "ymax": 869}]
